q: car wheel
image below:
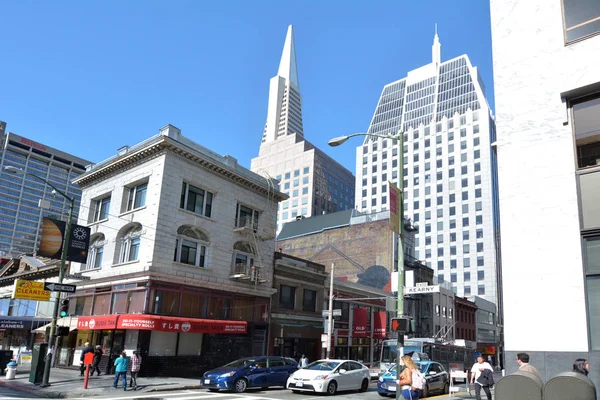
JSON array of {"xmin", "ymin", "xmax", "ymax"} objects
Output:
[
  {"xmin": 359, "ymin": 378, "xmax": 369, "ymax": 392},
  {"xmin": 378, "ymin": 392, "xmax": 388, "ymax": 397},
  {"xmin": 443, "ymin": 382, "xmax": 449, "ymax": 394},
  {"xmin": 422, "ymin": 383, "xmax": 429, "ymax": 398},
  {"xmin": 326, "ymin": 381, "xmax": 337, "ymax": 395},
  {"xmin": 208, "ymin": 388, "xmax": 218, "ymax": 392},
  {"xmin": 233, "ymin": 378, "xmax": 247, "ymax": 393}
]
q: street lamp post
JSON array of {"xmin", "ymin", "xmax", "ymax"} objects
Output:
[
  {"xmin": 4, "ymin": 165, "xmax": 74, "ymax": 387},
  {"xmin": 328, "ymin": 130, "xmax": 405, "ymax": 399}
]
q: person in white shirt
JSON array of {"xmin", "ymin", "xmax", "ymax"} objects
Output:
[
  {"xmin": 470, "ymin": 355, "xmax": 494, "ymax": 400},
  {"xmin": 299, "ymin": 354, "xmax": 308, "ymax": 368}
]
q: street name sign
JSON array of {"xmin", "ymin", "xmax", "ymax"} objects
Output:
[
  {"xmin": 404, "ymin": 285, "xmax": 441, "ymax": 294},
  {"xmin": 322, "ymin": 309, "xmax": 342, "ymax": 317},
  {"xmin": 65, "ymin": 273, "xmax": 91, "ymax": 281},
  {"xmin": 43, "ymin": 283, "xmax": 77, "ymax": 293}
]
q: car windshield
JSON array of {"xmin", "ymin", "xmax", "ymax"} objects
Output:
[
  {"xmin": 305, "ymin": 361, "xmax": 340, "ymax": 371},
  {"xmin": 387, "ymin": 363, "xmax": 427, "ymax": 377},
  {"xmin": 222, "ymin": 358, "xmax": 257, "ymax": 368}
]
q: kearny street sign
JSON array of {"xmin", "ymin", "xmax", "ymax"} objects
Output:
[{"xmin": 404, "ymin": 285, "xmax": 441, "ymax": 294}]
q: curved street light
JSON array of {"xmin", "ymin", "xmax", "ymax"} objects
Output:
[
  {"xmin": 4, "ymin": 165, "xmax": 74, "ymax": 387},
  {"xmin": 328, "ymin": 130, "xmax": 406, "ymax": 399}
]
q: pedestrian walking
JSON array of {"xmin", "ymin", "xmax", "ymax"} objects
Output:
[
  {"xmin": 113, "ymin": 351, "xmax": 129, "ymax": 391},
  {"xmin": 129, "ymin": 351, "xmax": 142, "ymax": 390},
  {"xmin": 516, "ymin": 352, "xmax": 541, "ymax": 379},
  {"xmin": 89, "ymin": 345, "xmax": 103, "ymax": 376},
  {"xmin": 396, "ymin": 355, "xmax": 423, "ymax": 400},
  {"xmin": 573, "ymin": 358, "xmax": 590, "ymax": 377},
  {"xmin": 299, "ymin": 354, "xmax": 308, "ymax": 368},
  {"xmin": 471, "ymin": 355, "xmax": 494, "ymax": 400},
  {"xmin": 79, "ymin": 342, "xmax": 93, "ymax": 376}
]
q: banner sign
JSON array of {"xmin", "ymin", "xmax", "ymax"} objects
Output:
[
  {"xmin": 373, "ymin": 311, "xmax": 387, "ymax": 339},
  {"xmin": 38, "ymin": 218, "xmax": 91, "ymax": 263},
  {"xmin": 388, "ymin": 182, "xmax": 401, "ymax": 234},
  {"xmin": 352, "ymin": 308, "xmax": 368, "ymax": 337},
  {"xmin": 12, "ymin": 280, "xmax": 51, "ymax": 301},
  {"xmin": 0, "ymin": 317, "xmax": 51, "ymax": 330},
  {"xmin": 77, "ymin": 314, "xmax": 247, "ymax": 334}
]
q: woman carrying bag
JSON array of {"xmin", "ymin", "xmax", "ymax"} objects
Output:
[{"xmin": 396, "ymin": 355, "xmax": 421, "ymax": 400}]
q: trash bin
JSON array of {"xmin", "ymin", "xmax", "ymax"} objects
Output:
[{"xmin": 5, "ymin": 361, "xmax": 17, "ymax": 380}]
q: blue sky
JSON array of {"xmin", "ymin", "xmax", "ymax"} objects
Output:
[{"xmin": 1, "ymin": 1, "xmax": 494, "ymax": 173}]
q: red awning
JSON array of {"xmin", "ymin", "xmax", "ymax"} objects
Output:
[{"xmin": 77, "ymin": 314, "xmax": 247, "ymax": 334}]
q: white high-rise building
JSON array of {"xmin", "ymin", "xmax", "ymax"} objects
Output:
[
  {"xmin": 355, "ymin": 34, "xmax": 500, "ymax": 304},
  {"xmin": 252, "ymin": 25, "xmax": 355, "ymax": 233}
]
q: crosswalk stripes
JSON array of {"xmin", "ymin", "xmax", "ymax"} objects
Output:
[{"xmin": 66, "ymin": 389, "xmax": 288, "ymax": 400}]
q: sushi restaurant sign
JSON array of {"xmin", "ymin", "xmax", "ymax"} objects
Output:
[{"xmin": 12, "ymin": 280, "xmax": 51, "ymax": 301}]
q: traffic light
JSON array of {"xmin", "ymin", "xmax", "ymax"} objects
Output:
[
  {"xmin": 391, "ymin": 317, "xmax": 410, "ymax": 333},
  {"xmin": 60, "ymin": 299, "xmax": 70, "ymax": 317}
]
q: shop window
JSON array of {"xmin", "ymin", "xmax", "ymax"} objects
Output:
[
  {"xmin": 207, "ymin": 296, "xmax": 232, "ymax": 319},
  {"xmin": 149, "ymin": 331, "xmax": 177, "ymax": 356},
  {"xmin": 232, "ymin": 296, "xmax": 254, "ymax": 321},
  {"xmin": 178, "ymin": 332, "xmax": 203, "ymax": 356},
  {"xmin": 149, "ymin": 289, "xmax": 180, "ymax": 316},
  {"xmin": 562, "ymin": 0, "xmax": 600, "ymax": 43},
  {"xmin": 180, "ymin": 291, "xmax": 206, "ymax": 318},
  {"xmin": 93, "ymin": 293, "xmax": 110, "ymax": 315}
]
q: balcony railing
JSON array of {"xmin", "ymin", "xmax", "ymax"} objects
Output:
[{"xmin": 234, "ymin": 217, "xmax": 258, "ymax": 232}]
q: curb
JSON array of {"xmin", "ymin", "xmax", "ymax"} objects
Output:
[{"xmin": 148, "ymin": 385, "xmax": 202, "ymax": 392}]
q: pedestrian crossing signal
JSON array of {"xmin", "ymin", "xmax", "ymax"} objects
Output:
[{"xmin": 391, "ymin": 317, "xmax": 410, "ymax": 333}]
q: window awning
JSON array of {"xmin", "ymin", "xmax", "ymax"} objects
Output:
[
  {"xmin": 33, "ymin": 317, "xmax": 78, "ymax": 333},
  {"xmin": 77, "ymin": 314, "xmax": 247, "ymax": 334}
]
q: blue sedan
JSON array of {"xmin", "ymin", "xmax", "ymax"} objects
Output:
[
  {"xmin": 201, "ymin": 356, "xmax": 298, "ymax": 393},
  {"xmin": 377, "ymin": 361, "xmax": 449, "ymax": 398}
]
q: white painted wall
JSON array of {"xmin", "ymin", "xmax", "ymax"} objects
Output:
[{"xmin": 490, "ymin": 0, "xmax": 600, "ymax": 352}]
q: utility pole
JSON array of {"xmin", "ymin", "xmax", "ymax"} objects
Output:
[
  {"xmin": 395, "ymin": 130, "xmax": 405, "ymax": 400},
  {"xmin": 326, "ymin": 263, "xmax": 334, "ymax": 359}
]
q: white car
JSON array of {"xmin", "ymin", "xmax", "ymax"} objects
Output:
[{"xmin": 286, "ymin": 359, "xmax": 370, "ymax": 395}]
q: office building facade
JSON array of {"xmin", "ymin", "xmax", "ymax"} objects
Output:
[
  {"xmin": 251, "ymin": 25, "xmax": 355, "ymax": 233},
  {"xmin": 354, "ymin": 34, "xmax": 500, "ymax": 304},
  {"xmin": 0, "ymin": 122, "xmax": 90, "ymax": 257},
  {"xmin": 490, "ymin": 0, "xmax": 599, "ymax": 384}
]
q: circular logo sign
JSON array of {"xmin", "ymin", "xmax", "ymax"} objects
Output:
[
  {"xmin": 89, "ymin": 318, "xmax": 96, "ymax": 329},
  {"xmin": 181, "ymin": 322, "xmax": 191, "ymax": 332},
  {"xmin": 73, "ymin": 227, "xmax": 87, "ymax": 240}
]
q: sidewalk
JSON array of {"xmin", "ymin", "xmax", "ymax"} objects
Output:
[{"xmin": 0, "ymin": 368, "xmax": 201, "ymax": 398}]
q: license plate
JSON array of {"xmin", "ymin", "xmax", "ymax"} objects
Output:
[
  {"xmin": 296, "ymin": 381, "xmax": 303, "ymax": 387},
  {"xmin": 388, "ymin": 386, "xmax": 396, "ymax": 391},
  {"xmin": 204, "ymin": 379, "xmax": 210, "ymax": 384}
]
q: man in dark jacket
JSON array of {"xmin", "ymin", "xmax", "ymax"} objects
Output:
[
  {"xmin": 80, "ymin": 342, "xmax": 93, "ymax": 376},
  {"xmin": 89, "ymin": 345, "xmax": 103, "ymax": 376}
]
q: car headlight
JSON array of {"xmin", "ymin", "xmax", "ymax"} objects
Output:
[
  {"xmin": 314, "ymin": 375, "xmax": 329, "ymax": 380},
  {"xmin": 219, "ymin": 372, "xmax": 235, "ymax": 378},
  {"xmin": 378, "ymin": 376, "xmax": 384, "ymax": 382}
]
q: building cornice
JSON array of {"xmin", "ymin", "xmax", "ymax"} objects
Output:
[{"xmin": 73, "ymin": 135, "xmax": 287, "ymax": 201}]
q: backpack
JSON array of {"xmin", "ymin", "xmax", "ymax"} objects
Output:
[{"xmin": 411, "ymin": 369, "xmax": 426, "ymax": 390}]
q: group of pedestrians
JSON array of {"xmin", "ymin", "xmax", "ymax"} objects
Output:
[
  {"xmin": 78, "ymin": 342, "xmax": 143, "ymax": 391},
  {"xmin": 470, "ymin": 352, "xmax": 592, "ymax": 400}
]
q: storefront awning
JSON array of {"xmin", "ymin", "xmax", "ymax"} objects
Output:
[
  {"xmin": 33, "ymin": 317, "xmax": 79, "ymax": 333},
  {"xmin": 77, "ymin": 314, "xmax": 247, "ymax": 334}
]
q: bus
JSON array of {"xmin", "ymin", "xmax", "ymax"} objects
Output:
[{"xmin": 375, "ymin": 338, "xmax": 475, "ymax": 377}]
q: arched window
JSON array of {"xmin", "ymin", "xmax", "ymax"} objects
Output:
[
  {"xmin": 174, "ymin": 226, "xmax": 209, "ymax": 268},
  {"xmin": 232, "ymin": 241, "xmax": 254, "ymax": 275},
  {"xmin": 118, "ymin": 224, "xmax": 142, "ymax": 263},
  {"xmin": 85, "ymin": 233, "xmax": 105, "ymax": 270}
]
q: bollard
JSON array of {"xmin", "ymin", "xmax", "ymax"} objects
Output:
[
  {"xmin": 5, "ymin": 361, "xmax": 17, "ymax": 380},
  {"xmin": 495, "ymin": 371, "xmax": 543, "ymax": 400},
  {"xmin": 544, "ymin": 371, "xmax": 596, "ymax": 400},
  {"xmin": 83, "ymin": 352, "xmax": 94, "ymax": 389}
]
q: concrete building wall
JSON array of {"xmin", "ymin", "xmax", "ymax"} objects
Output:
[{"xmin": 490, "ymin": 0, "xmax": 600, "ymax": 384}]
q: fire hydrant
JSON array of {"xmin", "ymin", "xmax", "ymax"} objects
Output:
[{"xmin": 5, "ymin": 361, "xmax": 17, "ymax": 380}]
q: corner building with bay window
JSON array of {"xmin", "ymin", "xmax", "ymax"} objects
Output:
[{"xmin": 64, "ymin": 124, "xmax": 286, "ymax": 377}]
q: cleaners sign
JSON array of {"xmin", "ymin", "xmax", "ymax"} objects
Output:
[{"xmin": 12, "ymin": 280, "xmax": 51, "ymax": 301}]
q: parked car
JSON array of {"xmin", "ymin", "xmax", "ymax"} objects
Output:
[
  {"xmin": 286, "ymin": 359, "xmax": 370, "ymax": 395},
  {"xmin": 201, "ymin": 356, "xmax": 298, "ymax": 393},
  {"xmin": 377, "ymin": 361, "xmax": 450, "ymax": 398}
]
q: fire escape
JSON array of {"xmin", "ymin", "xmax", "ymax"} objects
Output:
[{"xmin": 230, "ymin": 207, "xmax": 272, "ymax": 285}]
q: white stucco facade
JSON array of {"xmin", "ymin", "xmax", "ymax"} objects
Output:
[{"xmin": 490, "ymin": 0, "xmax": 600, "ymax": 355}]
